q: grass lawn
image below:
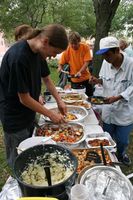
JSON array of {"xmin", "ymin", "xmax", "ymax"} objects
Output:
[{"xmin": 0, "ymin": 66, "xmax": 133, "ymax": 191}]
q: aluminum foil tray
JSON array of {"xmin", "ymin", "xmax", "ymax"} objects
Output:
[
  {"xmin": 85, "ymin": 136, "xmax": 116, "ymax": 150},
  {"xmin": 79, "ymin": 166, "xmax": 133, "ymax": 200},
  {"xmin": 35, "ymin": 122, "xmax": 85, "ymax": 148}
]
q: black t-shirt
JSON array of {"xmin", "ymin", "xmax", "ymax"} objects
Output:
[{"xmin": 0, "ymin": 40, "xmax": 50, "ymax": 133}]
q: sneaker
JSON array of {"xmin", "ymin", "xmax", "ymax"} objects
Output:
[{"xmin": 119, "ymin": 154, "xmax": 131, "ymax": 166}]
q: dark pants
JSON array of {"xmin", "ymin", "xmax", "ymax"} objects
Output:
[
  {"xmin": 103, "ymin": 122, "xmax": 133, "ymax": 159},
  {"xmin": 71, "ymin": 80, "xmax": 94, "ymax": 97},
  {"xmin": 3, "ymin": 125, "xmax": 34, "ymax": 169}
]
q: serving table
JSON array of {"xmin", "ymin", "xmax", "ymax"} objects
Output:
[{"xmin": 0, "ymin": 101, "xmax": 120, "ymax": 200}]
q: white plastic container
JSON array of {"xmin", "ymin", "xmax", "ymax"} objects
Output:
[{"xmin": 72, "ymin": 88, "xmax": 86, "ymax": 94}]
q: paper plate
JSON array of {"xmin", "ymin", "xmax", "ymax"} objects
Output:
[{"xmin": 17, "ymin": 136, "xmax": 56, "ymax": 154}]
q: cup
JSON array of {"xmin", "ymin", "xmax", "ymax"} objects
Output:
[{"xmin": 70, "ymin": 184, "xmax": 90, "ymax": 200}]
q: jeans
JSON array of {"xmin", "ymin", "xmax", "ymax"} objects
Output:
[
  {"xmin": 3, "ymin": 127, "xmax": 33, "ymax": 169},
  {"xmin": 103, "ymin": 122, "xmax": 133, "ymax": 158}
]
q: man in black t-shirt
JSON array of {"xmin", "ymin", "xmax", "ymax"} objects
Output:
[{"xmin": 0, "ymin": 24, "xmax": 68, "ymax": 168}]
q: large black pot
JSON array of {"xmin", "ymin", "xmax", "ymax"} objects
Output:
[{"xmin": 14, "ymin": 144, "xmax": 77, "ymax": 199}]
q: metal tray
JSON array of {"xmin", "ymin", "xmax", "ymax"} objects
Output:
[
  {"xmin": 61, "ymin": 93, "xmax": 87, "ymax": 104},
  {"xmin": 72, "ymin": 148, "xmax": 113, "ymax": 173},
  {"xmin": 35, "ymin": 122, "xmax": 86, "ymax": 148},
  {"xmin": 79, "ymin": 165, "xmax": 133, "ymax": 200},
  {"xmin": 43, "ymin": 105, "xmax": 88, "ymax": 122},
  {"xmin": 66, "ymin": 101, "xmax": 92, "ymax": 110},
  {"xmin": 85, "ymin": 136, "xmax": 116, "ymax": 150}
]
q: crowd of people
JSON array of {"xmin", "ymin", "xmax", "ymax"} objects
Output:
[{"xmin": 0, "ymin": 23, "xmax": 133, "ymax": 171}]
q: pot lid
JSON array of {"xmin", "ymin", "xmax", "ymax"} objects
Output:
[{"xmin": 79, "ymin": 166, "xmax": 133, "ymax": 200}]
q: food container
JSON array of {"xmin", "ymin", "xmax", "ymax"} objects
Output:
[
  {"xmin": 60, "ymin": 93, "xmax": 87, "ymax": 104},
  {"xmin": 17, "ymin": 136, "xmax": 56, "ymax": 154},
  {"xmin": 14, "ymin": 144, "xmax": 78, "ymax": 199},
  {"xmin": 79, "ymin": 165, "xmax": 133, "ymax": 200},
  {"xmin": 88, "ymin": 96, "xmax": 106, "ymax": 105},
  {"xmin": 72, "ymin": 148, "xmax": 113, "ymax": 173},
  {"xmin": 55, "ymin": 87, "xmax": 64, "ymax": 93},
  {"xmin": 43, "ymin": 105, "xmax": 88, "ymax": 123},
  {"xmin": 85, "ymin": 136, "xmax": 116, "ymax": 150},
  {"xmin": 35, "ymin": 122, "xmax": 85, "ymax": 148},
  {"xmin": 44, "ymin": 91, "xmax": 56, "ymax": 103},
  {"xmin": 71, "ymin": 88, "xmax": 86, "ymax": 94},
  {"xmin": 65, "ymin": 101, "xmax": 91, "ymax": 110}
]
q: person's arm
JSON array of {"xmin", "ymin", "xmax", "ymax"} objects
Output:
[
  {"xmin": 18, "ymin": 92, "xmax": 66, "ymax": 123},
  {"xmin": 57, "ymin": 50, "xmax": 68, "ymax": 72},
  {"xmin": 90, "ymin": 76, "xmax": 103, "ymax": 85},
  {"xmin": 42, "ymin": 75, "xmax": 67, "ymax": 115},
  {"xmin": 104, "ymin": 95, "xmax": 123, "ymax": 104},
  {"xmin": 57, "ymin": 63, "xmax": 64, "ymax": 72},
  {"xmin": 75, "ymin": 61, "xmax": 90, "ymax": 77}
]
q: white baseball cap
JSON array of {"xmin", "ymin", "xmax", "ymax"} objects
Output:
[{"xmin": 96, "ymin": 36, "xmax": 119, "ymax": 55}]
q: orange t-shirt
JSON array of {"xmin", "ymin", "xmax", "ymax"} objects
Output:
[{"xmin": 59, "ymin": 43, "xmax": 91, "ymax": 83}]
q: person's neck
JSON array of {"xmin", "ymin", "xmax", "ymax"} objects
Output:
[
  {"xmin": 27, "ymin": 38, "xmax": 39, "ymax": 53},
  {"xmin": 112, "ymin": 53, "xmax": 123, "ymax": 69}
]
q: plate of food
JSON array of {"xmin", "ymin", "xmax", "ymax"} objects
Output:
[
  {"xmin": 85, "ymin": 136, "xmax": 116, "ymax": 150},
  {"xmin": 72, "ymin": 148, "xmax": 113, "ymax": 173},
  {"xmin": 43, "ymin": 105, "xmax": 88, "ymax": 122},
  {"xmin": 89, "ymin": 96, "xmax": 106, "ymax": 105},
  {"xmin": 36, "ymin": 122, "xmax": 85, "ymax": 147},
  {"xmin": 66, "ymin": 101, "xmax": 92, "ymax": 110},
  {"xmin": 61, "ymin": 93, "xmax": 87, "ymax": 103}
]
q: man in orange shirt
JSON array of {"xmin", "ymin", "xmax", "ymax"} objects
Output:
[{"xmin": 58, "ymin": 32, "xmax": 93, "ymax": 96}]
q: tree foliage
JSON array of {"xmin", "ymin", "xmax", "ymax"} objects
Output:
[
  {"xmin": 0, "ymin": 0, "xmax": 95, "ymax": 41},
  {"xmin": 0, "ymin": 0, "xmax": 132, "ymax": 76},
  {"xmin": 111, "ymin": 1, "xmax": 133, "ymax": 37}
]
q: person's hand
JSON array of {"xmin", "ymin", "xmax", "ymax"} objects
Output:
[
  {"xmin": 48, "ymin": 111, "xmax": 67, "ymax": 124},
  {"xmin": 104, "ymin": 96, "xmax": 122, "ymax": 104},
  {"xmin": 57, "ymin": 100, "xmax": 67, "ymax": 115},
  {"xmin": 89, "ymin": 76, "xmax": 99, "ymax": 84},
  {"xmin": 39, "ymin": 95, "xmax": 45, "ymax": 105},
  {"xmin": 75, "ymin": 71, "xmax": 81, "ymax": 78}
]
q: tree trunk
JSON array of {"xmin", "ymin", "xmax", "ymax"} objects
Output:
[{"xmin": 92, "ymin": 0, "xmax": 121, "ymax": 77}]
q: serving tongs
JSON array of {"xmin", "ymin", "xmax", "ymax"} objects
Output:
[
  {"xmin": 85, "ymin": 151, "xmax": 101, "ymax": 163},
  {"xmin": 34, "ymin": 121, "xmax": 43, "ymax": 132},
  {"xmin": 100, "ymin": 143, "xmax": 124, "ymax": 166},
  {"xmin": 100, "ymin": 143, "xmax": 107, "ymax": 165},
  {"xmin": 61, "ymin": 69, "xmax": 79, "ymax": 78}
]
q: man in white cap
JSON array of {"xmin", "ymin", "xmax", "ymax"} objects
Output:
[{"xmin": 91, "ymin": 36, "xmax": 133, "ymax": 165}]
